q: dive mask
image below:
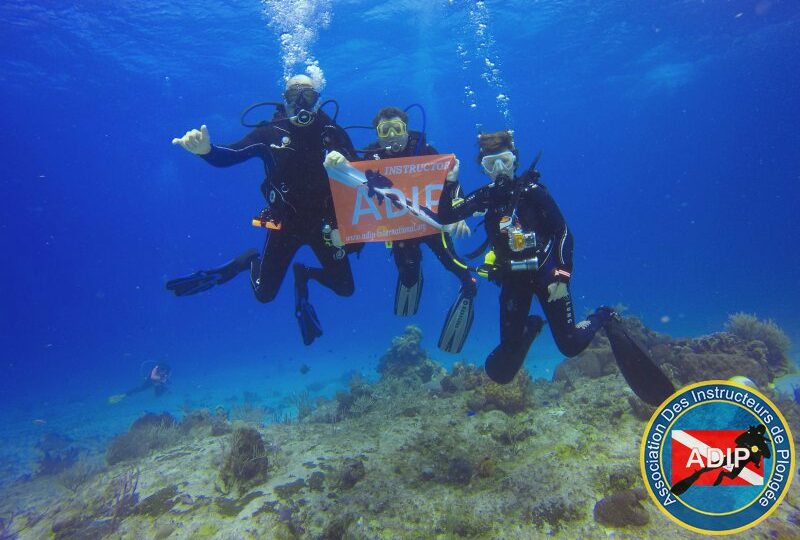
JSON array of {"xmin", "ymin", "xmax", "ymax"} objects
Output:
[
  {"xmin": 284, "ymin": 86, "xmax": 320, "ymax": 109},
  {"xmin": 481, "ymin": 150, "xmax": 516, "ymax": 177},
  {"xmin": 376, "ymin": 118, "xmax": 408, "ymax": 138},
  {"xmin": 284, "ymin": 86, "xmax": 320, "ymax": 126}
]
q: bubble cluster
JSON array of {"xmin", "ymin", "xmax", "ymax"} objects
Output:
[
  {"xmin": 261, "ymin": 0, "xmax": 332, "ymax": 88},
  {"xmin": 452, "ymin": 0, "xmax": 513, "ymax": 128}
]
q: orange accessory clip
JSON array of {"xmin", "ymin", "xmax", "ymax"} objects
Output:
[{"xmin": 251, "ymin": 217, "xmax": 282, "ymax": 230}]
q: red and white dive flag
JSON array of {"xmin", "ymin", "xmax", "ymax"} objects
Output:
[{"xmin": 671, "ymin": 430, "xmax": 764, "ymax": 486}]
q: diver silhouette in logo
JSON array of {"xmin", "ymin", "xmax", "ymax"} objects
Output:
[{"xmin": 671, "ymin": 424, "xmax": 771, "ymax": 495}]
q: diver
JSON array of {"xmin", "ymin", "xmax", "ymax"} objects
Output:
[
  {"xmin": 436, "ymin": 131, "xmax": 675, "ymax": 406},
  {"xmin": 323, "ymin": 106, "xmax": 476, "ymax": 353},
  {"xmin": 170, "ymin": 75, "xmax": 358, "ymax": 346},
  {"xmin": 713, "ymin": 424, "xmax": 771, "ymax": 485},
  {"xmin": 108, "ymin": 362, "xmax": 171, "ymax": 404}
]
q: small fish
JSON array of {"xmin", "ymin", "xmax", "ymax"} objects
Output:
[
  {"xmin": 33, "ymin": 419, "xmax": 47, "ymax": 425},
  {"xmin": 299, "ymin": 364, "xmax": 310, "ymax": 375}
]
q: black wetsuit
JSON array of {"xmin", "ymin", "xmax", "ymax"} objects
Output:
[
  {"xmin": 438, "ymin": 169, "xmax": 607, "ymax": 375},
  {"xmin": 126, "ymin": 378, "xmax": 167, "ymax": 397},
  {"xmin": 360, "ymin": 131, "xmax": 475, "ymax": 297},
  {"xmin": 201, "ymin": 108, "xmax": 357, "ymax": 303}
]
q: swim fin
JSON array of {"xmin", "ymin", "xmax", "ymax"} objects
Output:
[
  {"xmin": 166, "ymin": 248, "xmax": 258, "ymax": 296},
  {"xmin": 394, "ymin": 265, "xmax": 423, "ymax": 316},
  {"xmin": 438, "ymin": 287, "xmax": 476, "ymax": 354},
  {"xmin": 294, "ymin": 263, "xmax": 322, "ymax": 346},
  {"xmin": 603, "ymin": 316, "xmax": 675, "ymax": 406},
  {"xmin": 296, "ymin": 298, "xmax": 323, "ymax": 346},
  {"xmin": 485, "ymin": 316, "xmax": 545, "ymax": 384}
]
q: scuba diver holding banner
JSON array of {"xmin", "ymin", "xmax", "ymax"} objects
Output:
[
  {"xmin": 324, "ymin": 106, "xmax": 476, "ymax": 353},
  {"xmin": 434, "ymin": 130, "xmax": 674, "ymax": 406},
  {"xmin": 169, "ymin": 75, "xmax": 358, "ymax": 346}
]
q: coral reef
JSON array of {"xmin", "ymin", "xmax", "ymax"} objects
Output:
[
  {"xmin": 593, "ymin": 488, "xmax": 650, "ymax": 527},
  {"xmin": 467, "ymin": 369, "xmax": 532, "ymax": 414},
  {"xmin": 555, "ymin": 314, "xmax": 792, "ymax": 390},
  {"xmin": 2, "ymin": 317, "xmax": 797, "ymax": 539},
  {"xmin": 34, "ymin": 432, "xmax": 81, "ymax": 477},
  {"xmin": 377, "ymin": 325, "xmax": 442, "ymax": 382},
  {"xmin": 134, "ymin": 485, "xmax": 179, "ymax": 517},
  {"xmin": 51, "ymin": 468, "xmax": 140, "ymax": 539},
  {"xmin": 725, "ymin": 312, "xmax": 792, "ymax": 376},
  {"xmin": 0, "ymin": 514, "xmax": 15, "ymax": 540},
  {"xmin": 106, "ymin": 412, "xmax": 179, "ymax": 465},
  {"xmin": 219, "ymin": 427, "xmax": 268, "ymax": 494},
  {"xmin": 337, "ymin": 458, "xmax": 366, "ymax": 489},
  {"xmin": 439, "ymin": 361, "xmax": 484, "ymax": 393},
  {"xmin": 56, "ymin": 456, "xmax": 100, "ymax": 493}
]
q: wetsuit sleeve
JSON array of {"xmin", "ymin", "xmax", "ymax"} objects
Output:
[
  {"xmin": 527, "ymin": 181, "xmax": 573, "ymax": 275},
  {"xmin": 200, "ymin": 127, "xmax": 269, "ymax": 167},
  {"xmin": 438, "ymin": 182, "xmax": 489, "ymax": 224}
]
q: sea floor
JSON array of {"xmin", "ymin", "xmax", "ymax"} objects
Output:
[{"xmin": 1, "ymin": 324, "xmax": 798, "ymax": 539}]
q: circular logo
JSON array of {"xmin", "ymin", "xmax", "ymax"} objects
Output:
[{"xmin": 641, "ymin": 380, "xmax": 795, "ymax": 535}]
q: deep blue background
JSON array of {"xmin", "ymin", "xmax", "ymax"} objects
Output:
[{"xmin": 1, "ymin": 1, "xmax": 799, "ymax": 418}]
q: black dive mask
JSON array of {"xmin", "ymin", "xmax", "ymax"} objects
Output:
[{"xmin": 284, "ymin": 87, "xmax": 320, "ymax": 126}]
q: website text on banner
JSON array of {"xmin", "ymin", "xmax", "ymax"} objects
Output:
[{"xmin": 328, "ymin": 154, "xmax": 456, "ymax": 244}]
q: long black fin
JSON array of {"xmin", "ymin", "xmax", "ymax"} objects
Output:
[
  {"xmin": 165, "ymin": 249, "xmax": 258, "ymax": 297},
  {"xmin": 604, "ymin": 318, "xmax": 675, "ymax": 406}
]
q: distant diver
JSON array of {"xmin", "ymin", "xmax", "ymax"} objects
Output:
[
  {"xmin": 670, "ymin": 424, "xmax": 771, "ymax": 495},
  {"xmin": 324, "ymin": 106, "xmax": 476, "ymax": 353},
  {"xmin": 170, "ymin": 75, "xmax": 359, "ymax": 345},
  {"xmin": 436, "ymin": 130, "xmax": 674, "ymax": 406},
  {"xmin": 108, "ymin": 362, "xmax": 171, "ymax": 404}
]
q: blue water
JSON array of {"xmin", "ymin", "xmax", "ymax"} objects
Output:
[{"xmin": 1, "ymin": 1, "xmax": 799, "ymax": 478}]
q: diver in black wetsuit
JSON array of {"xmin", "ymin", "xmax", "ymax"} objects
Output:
[
  {"xmin": 437, "ymin": 130, "xmax": 614, "ymax": 383},
  {"xmin": 170, "ymin": 75, "xmax": 357, "ymax": 345},
  {"xmin": 323, "ymin": 106, "xmax": 476, "ymax": 353},
  {"xmin": 108, "ymin": 363, "xmax": 171, "ymax": 404}
]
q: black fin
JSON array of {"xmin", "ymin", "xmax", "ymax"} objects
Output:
[
  {"xmin": 166, "ymin": 271, "xmax": 218, "ymax": 296},
  {"xmin": 293, "ymin": 263, "xmax": 322, "ymax": 346},
  {"xmin": 166, "ymin": 248, "xmax": 258, "ymax": 297},
  {"xmin": 485, "ymin": 316, "xmax": 544, "ymax": 384},
  {"xmin": 296, "ymin": 299, "xmax": 323, "ymax": 346},
  {"xmin": 604, "ymin": 318, "xmax": 675, "ymax": 406}
]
